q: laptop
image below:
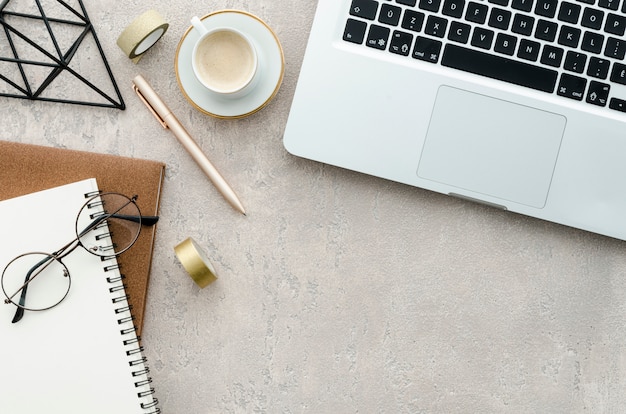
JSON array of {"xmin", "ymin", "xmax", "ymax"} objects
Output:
[{"xmin": 284, "ymin": 0, "xmax": 626, "ymax": 240}]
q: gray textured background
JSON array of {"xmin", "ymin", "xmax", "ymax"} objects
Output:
[{"xmin": 2, "ymin": 1, "xmax": 626, "ymax": 413}]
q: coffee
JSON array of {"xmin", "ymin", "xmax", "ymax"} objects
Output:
[{"xmin": 193, "ymin": 30, "xmax": 256, "ymax": 94}]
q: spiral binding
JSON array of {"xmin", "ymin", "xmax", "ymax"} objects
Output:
[
  {"xmin": 84, "ymin": 190, "xmax": 101, "ymax": 198},
  {"xmin": 86, "ymin": 191, "xmax": 160, "ymax": 414}
]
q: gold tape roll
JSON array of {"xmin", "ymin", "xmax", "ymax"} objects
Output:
[
  {"xmin": 117, "ymin": 10, "xmax": 169, "ymax": 63},
  {"xmin": 174, "ymin": 238, "xmax": 218, "ymax": 288}
]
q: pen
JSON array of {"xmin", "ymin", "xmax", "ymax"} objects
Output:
[{"xmin": 132, "ymin": 74, "xmax": 246, "ymax": 215}]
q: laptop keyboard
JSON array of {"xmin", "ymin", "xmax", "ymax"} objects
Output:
[{"xmin": 343, "ymin": 0, "xmax": 626, "ymax": 112}]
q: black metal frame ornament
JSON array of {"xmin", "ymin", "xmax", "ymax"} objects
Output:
[{"xmin": 0, "ymin": 0, "xmax": 125, "ymax": 109}]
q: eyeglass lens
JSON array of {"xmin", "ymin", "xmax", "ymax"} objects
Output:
[
  {"xmin": 2, "ymin": 253, "xmax": 70, "ymax": 311},
  {"xmin": 76, "ymin": 193, "xmax": 142, "ymax": 257}
]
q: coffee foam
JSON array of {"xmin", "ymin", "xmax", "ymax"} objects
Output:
[{"xmin": 194, "ymin": 31, "xmax": 255, "ymax": 93}]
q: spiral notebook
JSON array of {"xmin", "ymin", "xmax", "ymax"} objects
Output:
[{"xmin": 0, "ymin": 179, "xmax": 159, "ymax": 413}]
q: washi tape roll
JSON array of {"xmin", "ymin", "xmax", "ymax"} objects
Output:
[
  {"xmin": 174, "ymin": 237, "xmax": 218, "ymax": 288},
  {"xmin": 117, "ymin": 10, "xmax": 169, "ymax": 63}
]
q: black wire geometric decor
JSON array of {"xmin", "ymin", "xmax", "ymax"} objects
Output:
[{"xmin": 0, "ymin": 0, "xmax": 125, "ymax": 109}]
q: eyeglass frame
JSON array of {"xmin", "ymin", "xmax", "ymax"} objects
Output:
[{"xmin": 1, "ymin": 192, "xmax": 158, "ymax": 323}]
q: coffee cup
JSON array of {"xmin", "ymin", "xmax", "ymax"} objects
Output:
[{"xmin": 190, "ymin": 16, "xmax": 259, "ymax": 99}]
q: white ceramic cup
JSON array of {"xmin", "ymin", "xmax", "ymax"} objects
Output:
[{"xmin": 190, "ymin": 16, "xmax": 259, "ymax": 99}]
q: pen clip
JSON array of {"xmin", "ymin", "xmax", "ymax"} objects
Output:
[{"xmin": 133, "ymin": 84, "xmax": 168, "ymax": 129}]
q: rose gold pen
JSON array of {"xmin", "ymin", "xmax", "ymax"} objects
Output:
[{"xmin": 132, "ymin": 74, "xmax": 246, "ymax": 215}]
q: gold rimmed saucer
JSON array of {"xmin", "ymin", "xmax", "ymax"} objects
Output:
[{"xmin": 175, "ymin": 10, "xmax": 285, "ymax": 119}]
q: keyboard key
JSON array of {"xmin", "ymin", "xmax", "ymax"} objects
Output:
[
  {"xmin": 419, "ymin": 0, "xmax": 442, "ymax": 12},
  {"xmin": 586, "ymin": 81, "xmax": 610, "ymax": 106},
  {"xmin": 540, "ymin": 45, "xmax": 564, "ymax": 67},
  {"xmin": 518, "ymin": 39, "xmax": 541, "ymax": 61},
  {"xmin": 380, "ymin": 4, "xmax": 402, "ymax": 25},
  {"xmin": 564, "ymin": 51, "xmax": 587, "ymax": 73},
  {"xmin": 604, "ymin": 37, "xmax": 626, "ymax": 59},
  {"xmin": 412, "ymin": 36, "xmax": 443, "ymax": 62},
  {"xmin": 441, "ymin": 44, "xmax": 558, "ymax": 92},
  {"xmin": 557, "ymin": 73, "xmax": 586, "ymax": 100},
  {"xmin": 489, "ymin": 8, "xmax": 512, "ymax": 30},
  {"xmin": 448, "ymin": 21, "xmax": 471, "ymax": 43},
  {"xmin": 396, "ymin": 0, "xmax": 418, "ymax": 6},
  {"xmin": 558, "ymin": 2, "xmax": 581, "ymax": 24},
  {"xmin": 512, "ymin": 13, "xmax": 535, "ymax": 36},
  {"xmin": 425, "ymin": 15, "xmax": 448, "ymax": 37},
  {"xmin": 587, "ymin": 57, "xmax": 610, "ymax": 79},
  {"xmin": 465, "ymin": 2, "xmax": 488, "ymax": 23},
  {"xmin": 610, "ymin": 62, "xmax": 626, "ymax": 85},
  {"xmin": 604, "ymin": 13, "xmax": 626, "ymax": 36},
  {"xmin": 609, "ymin": 97, "xmax": 626, "ymax": 112},
  {"xmin": 581, "ymin": 31, "xmax": 605, "ymax": 54},
  {"xmin": 389, "ymin": 30, "xmax": 414, "ymax": 55},
  {"xmin": 489, "ymin": 0, "xmax": 509, "ymax": 5},
  {"xmin": 535, "ymin": 19, "xmax": 558, "ymax": 41},
  {"xmin": 535, "ymin": 0, "xmax": 558, "ymax": 18},
  {"xmin": 511, "ymin": 0, "xmax": 534, "ymax": 12},
  {"xmin": 350, "ymin": 0, "xmax": 379, "ymax": 20},
  {"xmin": 471, "ymin": 27, "xmax": 495, "ymax": 49},
  {"xmin": 442, "ymin": 0, "xmax": 466, "ymax": 18},
  {"xmin": 366, "ymin": 25, "xmax": 391, "ymax": 49},
  {"xmin": 558, "ymin": 25, "xmax": 581, "ymax": 48},
  {"xmin": 402, "ymin": 10, "xmax": 425, "ymax": 31},
  {"xmin": 494, "ymin": 33, "xmax": 517, "ymax": 55},
  {"xmin": 598, "ymin": 0, "xmax": 619, "ymax": 10},
  {"xmin": 343, "ymin": 19, "xmax": 368, "ymax": 44},
  {"xmin": 581, "ymin": 7, "xmax": 604, "ymax": 30}
]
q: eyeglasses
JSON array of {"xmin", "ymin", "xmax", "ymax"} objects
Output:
[{"xmin": 1, "ymin": 192, "xmax": 158, "ymax": 324}]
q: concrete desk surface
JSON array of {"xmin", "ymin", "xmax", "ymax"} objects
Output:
[{"xmin": 2, "ymin": 1, "xmax": 625, "ymax": 412}]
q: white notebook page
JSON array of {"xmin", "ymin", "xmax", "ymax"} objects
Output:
[{"xmin": 0, "ymin": 179, "xmax": 156, "ymax": 413}]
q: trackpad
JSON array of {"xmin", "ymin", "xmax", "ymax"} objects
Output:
[{"xmin": 417, "ymin": 86, "xmax": 566, "ymax": 208}]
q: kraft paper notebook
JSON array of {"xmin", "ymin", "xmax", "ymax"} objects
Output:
[
  {"xmin": 0, "ymin": 140, "xmax": 165, "ymax": 335},
  {"xmin": 0, "ymin": 179, "xmax": 159, "ymax": 413}
]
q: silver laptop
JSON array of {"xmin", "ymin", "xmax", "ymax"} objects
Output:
[{"xmin": 284, "ymin": 0, "xmax": 626, "ymax": 240}]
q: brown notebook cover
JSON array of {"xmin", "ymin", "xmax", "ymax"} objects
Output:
[{"xmin": 0, "ymin": 140, "xmax": 165, "ymax": 336}]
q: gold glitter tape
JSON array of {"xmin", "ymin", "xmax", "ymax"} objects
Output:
[{"xmin": 174, "ymin": 238, "xmax": 218, "ymax": 288}]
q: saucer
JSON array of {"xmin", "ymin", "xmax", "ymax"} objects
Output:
[{"xmin": 175, "ymin": 10, "xmax": 284, "ymax": 119}]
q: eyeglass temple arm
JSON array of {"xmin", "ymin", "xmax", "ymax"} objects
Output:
[
  {"xmin": 111, "ymin": 214, "xmax": 159, "ymax": 226},
  {"xmin": 78, "ymin": 194, "xmax": 154, "ymax": 236},
  {"xmin": 77, "ymin": 214, "xmax": 159, "ymax": 239},
  {"xmin": 10, "ymin": 255, "xmax": 51, "ymax": 324},
  {"xmin": 84, "ymin": 194, "xmax": 158, "ymax": 229}
]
